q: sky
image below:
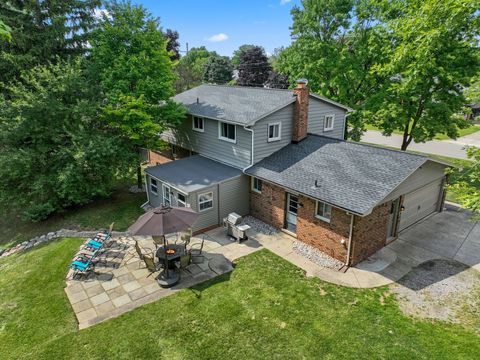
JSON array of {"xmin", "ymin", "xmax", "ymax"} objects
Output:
[{"xmin": 132, "ymin": 0, "xmax": 301, "ymax": 57}]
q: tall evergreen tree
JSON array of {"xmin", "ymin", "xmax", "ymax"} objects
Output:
[{"xmin": 0, "ymin": 0, "xmax": 100, "ymax": 90}]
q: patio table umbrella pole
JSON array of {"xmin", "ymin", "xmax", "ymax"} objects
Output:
[
  {"xmin": 152, "ymin": 235, "xmax": 169, "ymax": 278},
  {"xmin": 128, "ymin": 206, "xmax": 199, "ymax": 288}
]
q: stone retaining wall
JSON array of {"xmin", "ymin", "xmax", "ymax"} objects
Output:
[{"xmin": 0, "ymin": 230, "xmax": 128, "ymax": 259}]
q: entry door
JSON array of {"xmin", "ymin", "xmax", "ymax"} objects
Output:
[
  {"xmin": 162, "ymin": 184, "xmax": 171, "ymax": 206},
  {"xmin": 285, "ymin": 193, "xmax": 299, "ymax": 233}
]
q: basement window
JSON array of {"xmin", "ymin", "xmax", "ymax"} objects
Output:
[
  {"xmin": 315, "ymin": 201, "xmax": 332, "ymax": 223},
  {"xmin": 267, "ymin": 122, "xmax": 282, "ymax": 142},
  {"xmin": 218, "ymin": 122, "xmax": 236, "ymax": 143},
  {"xmin": 324, "ymin": 115, "xmax": 335, "ymax": 131}
]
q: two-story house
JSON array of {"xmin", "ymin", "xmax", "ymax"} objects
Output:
[{"xmin": 144, "ymin": 80, "xmax": 448, "ymax": 266}]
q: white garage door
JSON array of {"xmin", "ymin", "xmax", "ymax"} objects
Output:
[{"xmin": 399, "ymin": 179, "xmax": 443, "ymax": 231}]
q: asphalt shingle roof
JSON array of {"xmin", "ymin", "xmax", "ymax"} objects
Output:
[
  {"xmin": 145, "ymin": 155, "xmax": 242, "ymax": 193},
  {"xmin": 173, "ymin": 84, "xmax": 296, "ymax": 125},
  {"xmin": 246, "ymin": 135, "xmax": 431, "ymax": 215}
]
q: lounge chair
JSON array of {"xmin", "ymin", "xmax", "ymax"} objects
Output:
[{"xmin": 69, "ymin": 255, "xmax": 95, "ymax": 277}]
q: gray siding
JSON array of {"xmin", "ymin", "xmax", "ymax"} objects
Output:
[
  {"xmin": 189, "ymin": 185, "xmax": 219, "ymax": 231},
  {"xmin": 146, "ymin": 175, "xmax": 190, "ymax": 209},
  {"xmin": 219, "ymin": 175, "xmax": 250, "ymax": 219},
  {"xmin": 307, "ymin": 97, "xmax": 346, "ymax": 139},
  {"xmin": 252, "ymin": 104, "xmax": 294, "ymax": 163},
  {"xmin": 146, "ymin": 176, "xmax": 162, "ymax": 207},
  {"xmin": 383, "ymin": 161, "xmax": 446, "ymax": 202},
  {"xmin": 161, "ymin": 115, "xmax": 252, "ymax": 169}
]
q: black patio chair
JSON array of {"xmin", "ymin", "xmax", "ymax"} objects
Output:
[{"xmin": 188, "ymin": 236, "xmax": 205, "ymax": 264}]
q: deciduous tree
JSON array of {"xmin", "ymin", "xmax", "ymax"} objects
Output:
[
  {"xmin": 368, "ymin": 0, "xmax": 480, "ymax": 150},
  {"xmin": 0, "ymin": 60, "xmax": 134, "ymax": 221},
  {"xmin": 237, "ymin": 46, "xmax": 271, "ymax": 87},
  {"xmin": 89, "ymin": 1, "xmax": 185, "ymax": 189},
  {"xmin": 203, "ymin": 55, "xmax": 233, "ymax": 84}
]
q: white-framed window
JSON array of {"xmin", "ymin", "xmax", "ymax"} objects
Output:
[
  {"xmin": 162, "ymin": 184, "xmax": 171, "ymax": 206},
  {"xmin": 192, "ymin": 116, "xmax": 204, "ymax": 132},
  {"xmin": 150, "ymin": 178, "xmax": 158, "ymax": 194},
  {"xmin": 324, "ymin": 115, "xmax": 335, "ymax": 131},
  {"xmin": 198, "ymin": 191, "xmax": 213, "ymax": 212},
  {"xmin": 177, "ymin": 192, "xmax": 187, "ymax": 207},
  {"xmin": 218, "ymin": 122, "xmax": 236, "ymax": 143},
  {"xmin": 315, "ymin": 201, "xmax": 332, "ymax": 223},
  {"xmin": 252, "ymin": 177, "xmax": 262, "ymax": 193},
  {"xmin": 267, "ymin": 122, "xmax": 282, "ymax": 142}
]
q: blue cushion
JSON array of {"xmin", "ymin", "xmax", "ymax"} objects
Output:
[{"xmin": 71, "ymin": 260, "xmax": 89, "ymax": 270}]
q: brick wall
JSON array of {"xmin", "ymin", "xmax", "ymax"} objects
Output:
[
  {"xmin": 250, "ymin": 181, "xmax": 286, "ymax": 229},
  {"xmin": 350, "ymin": 202, "xmax": 390, "ymax": 266},
  {"xmin": 249, "ymin": 178, "xmax": 391, "ymax": 266},
  {"xmin": 296, "ymin": 195, "xmax": 351, "ymax": 263},
  {"xmin": 147, "ymin": 145, "xmax": 191, "ymax": 166}
]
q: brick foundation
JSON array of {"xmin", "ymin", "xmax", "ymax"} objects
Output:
[{"xmin": 350, "ymin": 202, "xmax": 390, "ymax": 266}]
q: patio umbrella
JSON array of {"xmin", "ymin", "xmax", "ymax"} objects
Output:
[{"xmin": 128, "ymin": 205, "xmax": 200, "ymax": 287}]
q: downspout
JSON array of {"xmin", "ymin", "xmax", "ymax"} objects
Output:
[
  {"xmin": 242, "ymin": 125, "xmax": 255, "ymax": 172},
  {"xmin": 343, "ymin": 110, "xmax": 354, "ymax": 140},
  {"xmin": 345, "ymin": 213, "xmax": 355, "ymax": 267},
  {"xmin": 141, "ymin": 173, "xmax": 150, "ymax": 208}
]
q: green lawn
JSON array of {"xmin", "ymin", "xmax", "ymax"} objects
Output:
[
  {"xmin": 0, "ymin": 239, "xmax": 478, "ymax": 359},
  {"xmin": 0, "ymin": 187, "xmax": 146, "ymax": 248},
  {"xmin": 364, "ymin": 124, "xmax": 480, "ymax": 140}
]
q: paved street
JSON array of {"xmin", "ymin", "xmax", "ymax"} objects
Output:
[{"xmin": 361, "ymin": 130, "xmax": 480, "ymax": 160}]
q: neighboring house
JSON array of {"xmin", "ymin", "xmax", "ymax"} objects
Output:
[{"xmin": 144, "ymin": 81, "xmax": 448, "ymax": 266}]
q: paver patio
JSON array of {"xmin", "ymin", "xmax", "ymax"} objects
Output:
[
  {"xmin": 65, "ymin": 206, "xmax": 479, "ymax": 329},
  {"xmin": 65, "ymin": 229, "xmax": 261, "ymax": 329}
]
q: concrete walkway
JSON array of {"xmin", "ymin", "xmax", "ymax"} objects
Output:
[
  {"xmin": 248, "ymin": 206, "xmax": 479, "ymax": 288},
  {"xmin": 361, "ymin": 130, "xmax": 474, "ymax": 159}
]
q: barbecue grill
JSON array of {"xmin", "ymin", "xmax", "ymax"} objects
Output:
[{"xmin": 223, "ymin": 212, "xmax": 251, "ymax": 242}]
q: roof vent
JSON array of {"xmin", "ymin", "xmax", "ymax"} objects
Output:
[
  {"xmin": 196, "ymin": 97, "xmax": 199, "ymax": 104},
  {"xmin": 315, "ymin": 180, "xmax": 320, "ymax": 187}
]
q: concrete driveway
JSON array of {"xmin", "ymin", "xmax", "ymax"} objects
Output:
[{"xmin": 388, "ymin": 204, "xmax": 480, "ymax": 271}]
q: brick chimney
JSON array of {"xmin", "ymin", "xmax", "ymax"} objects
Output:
[{"xmin": 292, "ymin": 78, "xmax": 309, "ymax": 143}]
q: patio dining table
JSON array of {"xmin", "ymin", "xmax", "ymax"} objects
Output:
[{"xmin": 156, "ymin": 243, "xmax": 185, "ymax": 269}]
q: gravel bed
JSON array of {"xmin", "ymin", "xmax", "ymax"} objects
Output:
[
  {"xmin": 391, "ymin": 259, "xmax": 480, "ymax": 331},
  {"xmin": 241, "ymin": 216, "xmax": 278, "ymax": 235},
  {"xmin": 293, "ymin": 241, "xmax": 343, "ymax": 270}
]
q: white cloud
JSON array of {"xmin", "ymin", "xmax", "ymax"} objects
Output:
[
  {"xmin": 280, "ymin": 0, "xmax": 292, "ymax": 4},
  {"xmin": 207, "ymin": 33, "xmax": 229, "ymax": 42}
]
